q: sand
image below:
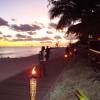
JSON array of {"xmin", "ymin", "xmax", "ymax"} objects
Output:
[
  {"xmin": 0, "ymin": 47, "xmax": 65, "ymax": 100},
  {"xmin": 0, "ymin": 47, "xmax": 64, "ymax": 82}
]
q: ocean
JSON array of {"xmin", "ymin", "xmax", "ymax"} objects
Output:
[{"xmin": 0, "ymin": 46, "xmax": 41, "ymax": 58}]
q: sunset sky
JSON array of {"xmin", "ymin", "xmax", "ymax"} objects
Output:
[{"xmin": 0, "ymin": 0, "xmax": 77, "ymax": 46}]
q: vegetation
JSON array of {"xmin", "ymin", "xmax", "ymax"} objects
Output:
[{"xmin": 48, "ymin": 0, "xmax": 100, "ymax": 43}]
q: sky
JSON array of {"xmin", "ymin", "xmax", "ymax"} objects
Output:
[{"xmin": 0, "ymin": 0, "xmax": 77, "ymax": 46}]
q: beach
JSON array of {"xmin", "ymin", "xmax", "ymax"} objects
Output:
[
  {"xmin": 0, "ymin": 47, "xmax": 65, "ymax": 100},
  {"xmin": 0, "ymin": 47, "xmax": 100, "ymax": 100},
  {"xmin": 0, "ymin": 47, "xmax": 64, "ymax": 81}
]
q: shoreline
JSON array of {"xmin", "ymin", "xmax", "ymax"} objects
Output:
[
  {"xmin": 0, "ymin": 47, "xmax": 64, "ymax": 59},
  {"xmin": 0, "ymin": 47, "xmax": 65, "ymax": 82},
  {"xmin": 0, "ymin": 54, "xmax": 66, "ymax": 100}
]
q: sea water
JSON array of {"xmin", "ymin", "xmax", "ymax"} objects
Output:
[{"xmin": 0, "ymin": 46, "xmax": 41, "ymax": 58}]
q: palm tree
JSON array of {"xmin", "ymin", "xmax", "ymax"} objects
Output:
[{"xmin": 48, "ymin": 0, "xmax": 100, "ymax": 43}]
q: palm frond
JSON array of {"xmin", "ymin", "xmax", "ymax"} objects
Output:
[{"xmin": 49, "ymin": 6, "xmax": 63, "ymax": 19}]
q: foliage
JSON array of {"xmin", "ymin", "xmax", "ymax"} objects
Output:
[{"xmin": 48, "ymin": 0, "xmax": 100, "ymax": 40}]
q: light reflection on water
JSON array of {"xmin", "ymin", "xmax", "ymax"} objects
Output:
[{"xmin": 0, "ymin": 46, "xmax": 41, "ymax": 58}]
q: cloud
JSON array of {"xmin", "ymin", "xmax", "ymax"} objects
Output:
[
  {"xmin": 46, "ymin": 31, "xmax": 53, "ymax": 34},
  {"xmin": 16, "ymin": 34, "xmax": 27, "ymax": 38},
  {"xmin": 33, "ymin": 37, "xmax": 53, "ymax": 41},
  {"xmin": 12, "ymin": 37, "xmax": 33, "ymax": 41},
  {"xmin": 12, "ymin": 36, "xmax": 52, "ymax": 42},
  {"xmin": 27, "ymin": 31, "xmax": 37, "ymax": 35},
  {"xmin": 32, "ymin": 24, "xmax": 41, "ymax": 30},
  {"xmin": 16, "ymin": 34, "xmax": 32, "ymax": 39},
  {"xmin": 13, "ymin": 34, "xmax": 33, "ymax": 41},
  {"xmin": 33, "ymin": 22, "xmax": 45, "ymax": 28},
  {"xmin": 3, "ymin": 35, "xmax": 12, "ymax": 38},
  {"xmin": 0, "ymin": 36, "xmax": 3, "ymax": 40},
  {"xmin": 11, "ymin": 24, "xmax": 33, "ymax": 31},
  {"xmin": 54, "ymin": 35, "xmax": 62, "ymax": 39},
  {"xmin": 40, "ymin": 41, "xmax": 52, "ymax": 44},
  {"xmin": 49, "ymin": 23, "xmax": 57, "ymax": 28},
  {"xmin": 11, "ymin": 24, "xmax": 41, "ymax": 32},
  {"xmin": 11, "ymin": 18, "xmax": 16, "ymax": 21},
  {"xmin": 0, "ymin": 35, "xmax": 10, "ymax": 41},
  {"xmin": 0, "ymin": 35, "xmax": 12, "ymax": 41},
  {"xmin": 0, "ymin": 18, "xmax": 8, "ymax": 26},
  {"xmin": 45, "ymin": 40, "xmax": 52, "ymax": 43}
]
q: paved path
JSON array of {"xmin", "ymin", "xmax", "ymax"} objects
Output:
[{"xmin": 36, "ymin": 56, "xmax": 67, "ymax": 100}]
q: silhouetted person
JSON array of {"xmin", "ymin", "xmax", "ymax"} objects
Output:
[
  {"xmin": 41, "ymin": 46, "xmax": 45, "ymax": 55},
  {"xmin": 45, "ymin": 46, "xmax": 50, "ymax": 61},
  {"xmin": 38, "ymin": 46, "xmax": 46, "ymax": 76}
]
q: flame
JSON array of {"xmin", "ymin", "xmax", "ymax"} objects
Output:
[{"xmin": 32, "ymin": 67, "xmax": 36, "ymax": 75}]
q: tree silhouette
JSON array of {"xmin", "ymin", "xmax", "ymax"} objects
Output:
[{"xmin": 48, "ymin": 0, "xmax": 100, "ymax": 43}]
